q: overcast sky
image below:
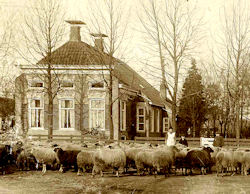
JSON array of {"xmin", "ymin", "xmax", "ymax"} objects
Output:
[{"xmin": 0, "ymin": 0, "xmax": 249, "ymax": 89}]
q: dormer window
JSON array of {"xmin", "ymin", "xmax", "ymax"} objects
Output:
[
  {"xmin": 30, "ymin": 81, "xmax": 44, "ymax": 88},
  {"xmin": 90, "ymin": 81, "xmax": 105, "ymax": 90},
  {"xmin": 61, "ymin": 81, "xmax": 74, "ymax": 88}
]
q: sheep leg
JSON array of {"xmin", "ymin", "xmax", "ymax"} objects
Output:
[
  {"xmin": 166, "ymin": 167, "xmax": 170, "ymax": 177},
  {"xmin": 154, "ymin": 170, "xmax": 157, "ymax": 178},
  {"xmin": 77, "ymin": 168, "xmax": 82, "ymax": 176},
  {"xmin": 241, "ymin": 164, "xmax": 244, "ymax": 176},
  {"xmin": 244, "ymin": 164, "xmax": 248, "ymax": 176},
  {"xmin": 42, "ymin": 164, "xmax": 46, "ymax": 174},
  {"xmin": 59, "ymin": 164, "xmax": 63, "ymax": 173},
  {"xmin": 231, "ymin": 166, "xmax": 235, "ymax": 176},
  {"xmin": 221, "ymin": 167, "xmax": 224, "ymax": 177},
  {"xmin": 36, "ymin": 162, "xmax": 39, "ymax": 170},
  {"xmin": 190, "ymin": 168, "xmax": 193, "ymax": 175},
  {"xmin": 74, "ymin": 165, "xmax": 78, "ymax": 172},
  {"xmin": 163, "ymin": 167, "xmax": 168, "ymax": 178},
  {"xmin": 100, "ymin": 170, "xmax": 103, "ymax": 177},
  {"xmin": 92, "ymin": 168, "xmax": 95, "ymax": 178},
  {"xmin": 116, "ymin": 170, "xmax": 119, "ymax": 177}
]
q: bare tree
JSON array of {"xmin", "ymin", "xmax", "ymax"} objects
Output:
[
  {"xmin": 86, "ymin": 0, "xmax": 130, "ymax": 139},
  {"xmin": 18, "ymin": 0, "xmax": 65, "ymax": 139},
  {"xmin": 139, "ymin": 0, "xmax": 203, "ymax": 131},
  {"xmin": 0, "ymin": 7, "xmax": 16, "ymax": 98},
  {"xmin": 215, "ymin": 0, "xmax": 250, "ymax": 144}
]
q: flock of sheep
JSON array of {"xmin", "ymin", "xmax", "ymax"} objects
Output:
[{"xmin": 2, "ymin": 140, "xmax": 250, "ymax": 177}]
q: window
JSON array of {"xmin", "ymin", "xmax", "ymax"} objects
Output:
[
  {"xmin": 137, "ymin": 107, "xmax": 145, "ymax": 132},
  {"xmin": 150, "ymin": 109, "xmax": 154, "ymax": 132},
  {"xmin": 59, "ymin": 99, "xmax": 74, "ymax": 129},
  {"xmin": 90, "ymin": 81, "xmax": 105, "ymax": 90},
  {"xmin": 30, "ymin": 81, "xmax": 43, "ymax": 88},
  {"xmin": 163, "ymin": 117, "xmax": 170, "ymax": 133},
  {"xmin": 90, "ymin": 99, "xmax": 105, "ymax": 130},
  {"xmin": 120, "ymin": 101, "xmax": 126, "ymax": 131},
  {"xmin": 29, "ymin": 99, "xmax": 43, "ymax": 128},
  {"xmin": 155, "ymin": 109, "xmax": 160, "ymax": 133},
  {"xmin": 61, "ymin": 81, "xmax": 74, "ymax": 88}
]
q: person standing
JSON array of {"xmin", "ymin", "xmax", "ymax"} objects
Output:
[
  {"xmin": 165, "ymin": 127, "xmax": 176, "ymax": 146},
  {"xmin": 179, "ymin": 134, "xmax": 188, "ymax": 147}
]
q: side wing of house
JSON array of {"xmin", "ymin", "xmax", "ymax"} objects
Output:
[{"xmin": 114, "ymin": 63, "xmax": 172, "ymax": 140}]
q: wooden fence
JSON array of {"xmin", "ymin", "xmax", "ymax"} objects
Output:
[{"xmin": 26, "ymin": 134, "xmax": 250, "ymax": 147}]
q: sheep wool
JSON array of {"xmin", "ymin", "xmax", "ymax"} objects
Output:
[
  {"xmin": 92, "ymin": 148, "xmax": 126, "ymax": 177},
  {"xmin": 216, "ymin": 150, "xmax": 234, "ymax": 176},
  {"xmin": 77, "ymin": 150, "xmax": 95, "ymax": 176},
  {"xmin": 135, "ymin": 149, "xmax": 155, "ymax": 175},
  {"xmin": 242, "ymin": 152, "xmax": 250, "ymax": 176},
  {"xmin": 152, "ymin": 149, "xmax": 175, "ymax": 177},
  {"xmin": 31, "ymin": 147, "xmax": 58, "ymax": 174}
]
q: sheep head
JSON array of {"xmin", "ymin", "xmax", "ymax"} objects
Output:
[{"xmin": 53, "ymin": 147, "xmax": 63, "ymax": 154}]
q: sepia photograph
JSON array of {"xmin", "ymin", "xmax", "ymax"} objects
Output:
[{"xmin": 0, "ymin": 0, "xmax": 249, "ymax": 193}]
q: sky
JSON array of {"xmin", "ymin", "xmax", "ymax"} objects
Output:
[{"xmin": 0, "ymin": 0, "xmax": 248, "ymax": 91}]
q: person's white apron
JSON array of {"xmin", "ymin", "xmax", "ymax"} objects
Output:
[{"xmin": 166, "ymin": 132, "xmax": 176, "ymax": 146}]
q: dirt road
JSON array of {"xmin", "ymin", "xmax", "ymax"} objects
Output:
[{"xmin": 0, "ymin": 171, "xmax": 249, "ymax": 194}]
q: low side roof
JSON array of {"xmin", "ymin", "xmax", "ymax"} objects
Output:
[{"xmin": 114, "ymin": 62, "xmax": 166, "ymax": 107}]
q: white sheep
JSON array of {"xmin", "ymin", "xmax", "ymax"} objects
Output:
[
  {"xmin": 135, "ymin": 149, "xmax": 155, "ymax": 175},
  {"xmin": 92, "ymin": 148, "xmax": 126, "ymax": 177},
  {"xmin": 232, "ymin": 150, "xmax": 245, "ymax": 175},
  {"xmin": 216, "ymin": 149, "xmax": 234, "ymax": 176},
  {"xmin": 77, "ymin": 150, "xmax": 95, "ymax": 176},
  {"xmin": 241, "ymin": 151, "xmax": 250, "ymax": 176},
  {"xmin": 30, "ymin": 147, "xmax": 59, "ymax": 174}
]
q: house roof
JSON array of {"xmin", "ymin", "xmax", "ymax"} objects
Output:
[
  {"xmin": 38, "ymin": 40, "xmax": 168, "ymax": 107},
  {"xmin": 38, "ymin": 41, "xmax": 106, "ymax": 65}
]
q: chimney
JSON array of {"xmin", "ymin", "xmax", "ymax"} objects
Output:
[
  {"xmin": 66, "ymin": 20, "xmax": 86, "ymax": 42},
  {"xmin": 91, "ymin": 33, "xmax": 108, "ymax": 52}
]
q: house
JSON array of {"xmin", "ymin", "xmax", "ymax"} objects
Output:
[{"xmin": 15, "ymin": 20, "xmax": 172, "ymax": 140}]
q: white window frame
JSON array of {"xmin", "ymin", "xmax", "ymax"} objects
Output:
[
  {"xmin": 61, "ymin": 80, "xmax": 74, "ymax": 89},
  {"xmin": 136, "ymin": 105, "xmax": 145, "ymax": 132},
  {"xmin": 29, "ymin": 80, "xmax": 44, "ymax": 89},
  {"xmin": 120, "ymin": 100, "xmax": 126, "ymax": 131},
  {"xmin": 28, "ymin": 98, "xmax": 44, "ymax": 129},
  {"xmin": 163, "ymin": 117, "xmax": 170, "ymax": 133},
  {"xmin": 59, "ymin": 99, "xmax": 75, "ymax": 130},
  {"xmin": 89, "ymin": 98, "xmax": 105, "ymax": 131},
  {"xmin": 150, "ymin": 108, "xmax": 154, "ymax": 132},
  {"xmin": 89, "ymin": 81, "xmax": 105, "ymax": 90}
]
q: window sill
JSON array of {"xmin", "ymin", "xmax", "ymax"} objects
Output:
[
  {"xmin": 60, "ymin": 128, "xmax": 75, "ymax": 131},
  {"xmin": 136, "ymin": 130, "xmax": 145, "ymax": 133},
  {"xmin": 29, "ymin": 88, "xmax": 44, "ymax": 90},
  {"xmin": 61, "ymin": 87, "xmax": 75, "ymax": 90},
  {"xmin": 89, "ymin": 88, "xmax": 105, "ymax": 91},
  {"xmin": 30, "ymin": 127, "xmax": 45, "ymax": 130}
]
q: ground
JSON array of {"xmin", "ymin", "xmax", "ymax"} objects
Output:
[{"xmin": 0, "ymin": 170, "xmax": 250, "ymax": 194}]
